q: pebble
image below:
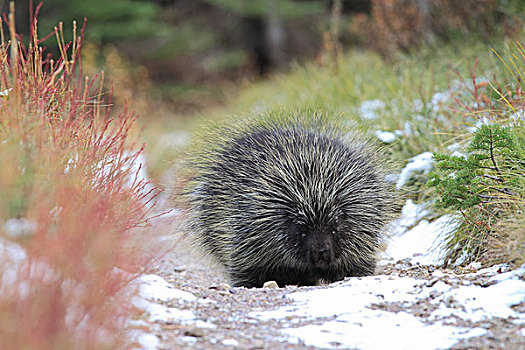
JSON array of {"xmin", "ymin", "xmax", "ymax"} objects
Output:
[
  {"xmin": 209, "ymin": 283, "xmax": 232, "ymax": 291},
  {"xmin": 184, "ymin": 327, "xmax": 205, "ymax": 338},
  {"xmin": 195, "ymin": 320, "xmax": 217, "ymax": 329},
  {"xmin": 222, "ymin": 338, "xmax": 239, "ymax": 346},
  {"xmin": 263, "ymin": 281, "xmax": 279, "ymax": 289},
  {"xmin": 180, "ymin": 336, "xmax": 198, "ymax": 344},
  {"xmin": 173, "ymin": 266, "xmax": 186, "ymax": 273}
]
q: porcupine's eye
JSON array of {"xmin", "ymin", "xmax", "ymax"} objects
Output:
[{"xmin": 286, "ymin": 218, "xmax": 304, "ymax": 237}]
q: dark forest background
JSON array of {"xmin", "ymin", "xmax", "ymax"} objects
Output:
[{"xmin": 3, "ymin": 0, "xmax": 523, "ymax": 111}]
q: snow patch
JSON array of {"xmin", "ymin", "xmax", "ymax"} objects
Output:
[
  {"xmin": 180, "ymin": 336, "xmax": 198, "ymax": 344},
  {"xmin": 396, "ymin": 152, "xmax": 434, "ymax": 190},
  {"xmin": 412, "ymin": 98, "xmax": 424, "ymax": 112},
  {"xmin": 385, "ymin": 215, "xmax": 458, "ymax": 265},
  {"xmin": 431, "ymin": 91, "xmax": 450, "ymax": 112},
  {"xmin": 136, "ymin": 300, "xmax": 195, "ymax": 324},
  {"xmin": 3, "ymin": 218, "xmax": 36, "ymax": 237},
  {"xmin": 359, "ymin": 99, "xmax": 385, "ymax": 120},
  {"xmin": 391, "ymin": 199, "xmax": 430, "ymax": 231},
  {"xmin": 375, "ymin": 130, "xmax": 397, "ymax": 143},
  {"xmin": 157, "ymin": 131, "xmax": 191, "ymax": 149},
  {"xmin": 135, "ymin": 332, "xmax": 160, "ymax": 350},
  {"xmin": 447, "ymin": 142, "xmax": 467, "ymax": 158},
  {"xmin": 253, "ymin": 267, "xmax": 525, "ymax": 349},
  {"xmin": 136, "ymin": 274, "xmax": 197, "ymax": 303},
  {"xmin": 283, "ymin": 314, "xmax": 485, "ymax": 350},
  {"xmin": 132, "ymin": 274, "xmax": 197, "ymax": 325},
  {"xmin": 431, "ymin": 278, "xmax": 525, "ymax": 323},
  {"xmin": 0, "ymin": 88, "xmax": 12, "ymax": 96}
]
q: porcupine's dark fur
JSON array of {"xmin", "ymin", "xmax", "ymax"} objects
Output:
[{"xmin": 189, "ymin": 118, "xmax": 392, "ymax": 288}]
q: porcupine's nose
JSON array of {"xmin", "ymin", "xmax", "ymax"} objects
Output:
[{"xmin": 311, "ymin": 242, "xmax": 333, "ymax": 267}]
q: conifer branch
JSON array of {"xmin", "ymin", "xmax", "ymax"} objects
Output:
[{"xmin": 488, "ymin": 128, "xmax": 502, "ymax": 177}]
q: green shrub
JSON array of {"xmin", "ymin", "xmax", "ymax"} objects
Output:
[{"xmin": 428, "ymin": 43, "xmax": 525, "ymax": 266}]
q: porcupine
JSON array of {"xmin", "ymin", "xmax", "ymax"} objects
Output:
[{"xmin": 189, "ymin": 116, "xmax": 392, "ymax": 288}]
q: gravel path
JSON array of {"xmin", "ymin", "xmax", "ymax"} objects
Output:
[{"xmin": 130, "ymin": 215, "xmax": 524, "ymax": 350}]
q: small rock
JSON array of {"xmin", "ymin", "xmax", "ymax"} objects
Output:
[
  {"xmin": 184, "ymin": 327, "xmax": 205, "ymax": 338},
  {"xmin": 209, "ymin": 283, "xmax": 232, "ymax": 291},
  {"xmin": 198, "ymin": 298, "xmax": 217, "ymax": 304},
  {"xmin": 173, "ymin": 266, "xmax": 186, "ymax": 273},
  {"xmin": 180, "ymin": 336, "xmax": 198, "ymax": 344},
  {"xmin": 426, "ymin": 278, "xmax": 440, "ymax": 287},
  {"xmin": 222, "ymin": 338, "xmax": 239, "ymax": 347},
  {"xmin": 195, "ymin": 320, "xmax": 217, "ymax": 329},
  {"xmin": 262, "ymin": 281, "xmax": 279, "ymax": 289}
]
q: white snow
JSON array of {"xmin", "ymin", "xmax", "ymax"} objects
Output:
[
  {"xmin": 180, "ymin": 336, "xmax": 198, "ymax": 344},
  {"xmin": 403, "ymin": 120, "xmax": 413, "ymax": 136},
  {"xmin": 382, "ymin": 199, "xmax": 459, "ymax": 266},
  {"xmin": 359, "ymin": 99, "xmax": 385, "ymax": 120},
  {"xmin": 511, "ymin": 109, "xmax": 524, "ymax": 121},
  {"xmin": 128, "ymin": 153, "xmax": 150, "ymax": 188},
  {"xmin": 396, "ymin": 152, "xmax": 434, "ymax": 190},
  {"xmin": 136, "ymin": 332, "xmax": 160, "ymax": 350},
  {"xmin": 283, "ymin": 314, "xmax": 485, "ymax": 350},
  {"xmin": 413, "ymin": 98, "xmax": 424, "ymax": 112},
  {"xmin": 250, "ymin": 198, "xmax": 525, "ymax": 349},
  {"xmin": 447, "ymin": 142, "xmax": 467, "ymax": 158},
  {"xmin": 0, "ymin": 237, "xmax": 27, "ymax": 265},
  {"xmin": 0, "ymin": 88, "xmax": 12, "ymax": 96},
  {"xmin": 375, "ymin": 130, "xmax": 397, "ymax": 143},
  {"xmin": 467, "ymin": 262, "xmax": 482, "ymax": 270},
  {"xmin": 0, "ymin": 238, "xmax": 28, "ymax": 289},
  {"xmin": 135, "ymin": 274, "xmax": 197, "ymax": 303},
  {"xmin": 252, "ymin": 267, "xmax": 525, "ymax": 349},
  {"xmin": 431, "ymin": 91, "xmax": 450, "ymax": 112},
  {"xmin": 3, "ymin": 218, "xmax": 36, "ymax": 237},
  {"xmin": 132, "ymin": 274, "xmax": 197, "ymax": 324},
  {"xmin": 488, "ymin": 264, "xmax": 524, "ymax": 282},
  {"xmin": 157, "ymin": 131, "xmax": 191, "ymax": 149},
  {"xmin": 391, "ymin": 199, "xmax": 430, "ymax": 231},
  {"xmin": 385, "ymin": 214, "xmax": 458, "ymax": 265},
  {"xmin": 431, "ymin": 279, "xmax": 525, "ymax": 322}
]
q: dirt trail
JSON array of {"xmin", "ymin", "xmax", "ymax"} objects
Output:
[
  {"xmin": 147, "ymin": 230, "xmax": 313, "ymax": 349},
  {"xmin": 135, "ymin": 213, "xmax": 524, "ymax": 350}
]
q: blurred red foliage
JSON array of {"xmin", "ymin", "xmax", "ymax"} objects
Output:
[{"xmin": 0, "ymin": 3, "xmax": 161, "ymax": 349}]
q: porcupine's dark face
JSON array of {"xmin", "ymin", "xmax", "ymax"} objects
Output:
[
  {"xmin": 273, "ymin": 129, "xmax": 351, "ymax": 270},
  {"xmin": 285, "ymin": 216, "xmax": 344, "ymax": 269}
]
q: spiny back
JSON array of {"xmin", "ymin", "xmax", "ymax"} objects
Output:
[{"xmin": 190, "ymin": 122, "xmax": 392, "ymax": 287}]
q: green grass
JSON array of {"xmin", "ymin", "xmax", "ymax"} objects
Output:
[
  {"xmin": 149, "ymin": 41, "xmax": 506, "ymax": 172},
  {"xmin": 209, "ymin": 42, "xmax": 505, "ymax": 159},
  {"xmin": 154, "ymin": 38, "xmax": 523, "ymax": 267}
]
